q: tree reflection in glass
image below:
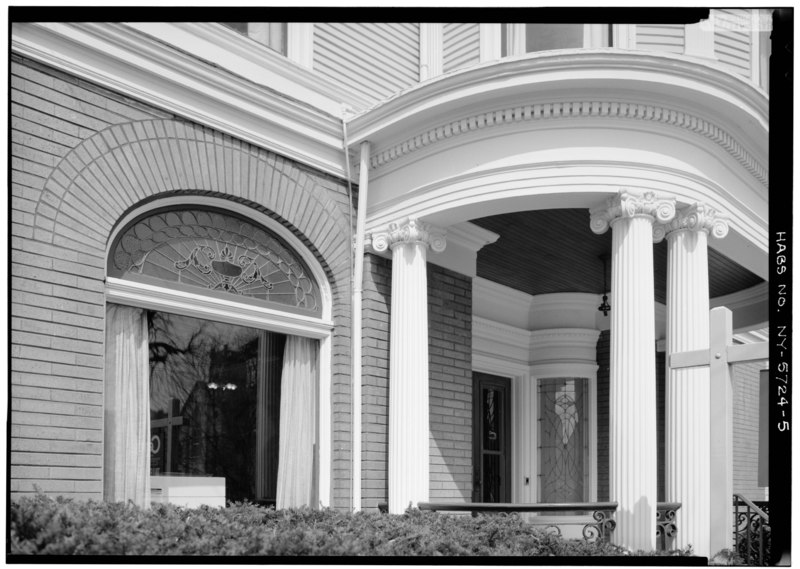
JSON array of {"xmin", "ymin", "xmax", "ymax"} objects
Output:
[{"xmin": 147, "ymin": 311, "xmax": 285, "ymax": 504}]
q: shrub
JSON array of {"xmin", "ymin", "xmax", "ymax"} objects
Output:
[{"xmin": 9, "ymin": 494, "xmax": 692, "ymax": 558}]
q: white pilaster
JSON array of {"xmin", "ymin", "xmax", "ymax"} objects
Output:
[
  {"xmin": 371, "ymin": 218, "xmax": 446, "ymax": 514},
  {"xmin": 479, "ymin": 23, "xmax": 502, "ymax": 62},
  {"xmin": 506, "ymin": 23, "xmax": 526, "ymax": 56},
  {"xmin": 419, "ymin": 23, "xmax": 443, "ymax": 81},
  {"xmin": 590, "ymin": 190, "xmax": 675, "ymax": 552},
  {"xmin": 661, "ymin": 204, "xmax": 729, "ymax": 558},
  {"xmin": 685, "ymin": 20, "xmax": 716, "ymax": 59}
]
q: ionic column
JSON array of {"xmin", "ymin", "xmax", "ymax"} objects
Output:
[
  {"xmin": 659, "ymin": 204, "xmax": 729, "ymax": 558},
  {"xmin": 371, "ymin": 218, "xmax": 446, "ymax": 514},
  {"xmin": 590, "ymin": 190, "xmax": 676, "ymax": 551}
]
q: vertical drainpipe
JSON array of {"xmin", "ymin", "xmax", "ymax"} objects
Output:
[{"xmin": 351, "ymin": 137, "xmax": 371, "ymax": 512}]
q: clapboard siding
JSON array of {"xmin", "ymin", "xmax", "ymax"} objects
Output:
[
  {"xmin": 714, "ymin": 10, "xmax": 751, "ymax": 78},
  {"xmin": 314, "ymin": 23, "xmax": 419, "ymax": 103},
  {"xmin": 732, "ymin": 362, "xmax": 768, "ymax": 501},
  {"xmin": 636, "ymin": 24, "xmax": 685, "ymax": 54},
  {"xmin": 443, "ymin": 23, "xmax": 481, "ymax": 74}
]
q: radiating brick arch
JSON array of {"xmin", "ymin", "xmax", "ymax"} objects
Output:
[{"xmin": 33, "ymin": 118, "xmax": 352, "ymax": 283}]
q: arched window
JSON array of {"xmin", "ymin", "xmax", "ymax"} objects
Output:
[{"xmin": 104, "ymin": 204, "xmax": 331, "ymax": 509}]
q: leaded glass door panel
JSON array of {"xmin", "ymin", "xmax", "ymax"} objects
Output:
[{"xmin": 472, "ymin": 372, "xmax": 511, "ymax": 503}]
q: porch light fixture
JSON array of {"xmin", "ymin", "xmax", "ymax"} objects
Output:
[{"xmin": 598, "ymin": 254, "xmax": 611, "ymax": 316}]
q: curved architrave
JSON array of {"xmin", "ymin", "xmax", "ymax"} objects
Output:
[{"xmin": 365, "ymin": 161, "xmax": 767, "ymax": 280}]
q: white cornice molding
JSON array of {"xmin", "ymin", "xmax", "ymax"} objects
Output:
[
  {"xmin": 346, "ymin": 50, "xmax": 768, "ymax": 186},
  {"xmin": 106, "ymin": 277, "xmax": 334, "ymax": 339},
  {"xmin": 365, "ymin": 99, "xmax": 767, "ymax": 187},
  {"xmin": 12, "ymin": 22, "xmax": 354, "ymax": 179},
  {"xmin": 474, "ymin": 276, "xmax": 534, "ymax": 314},
  {"xmin": 347, "ymin": 50, "xmax": 768, "ymax": 137}
]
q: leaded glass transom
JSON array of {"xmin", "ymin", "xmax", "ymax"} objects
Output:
[{"xmin": 109, "ymin": 209, "xmax": 321, "ymax": 314}]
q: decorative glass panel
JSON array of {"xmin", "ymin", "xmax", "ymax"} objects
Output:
[
  {"xmin": 110, "ymin": 208, "xmax": 321, "ymax": 315},
  {"xmin": 148, "ymin": 310, "xmax": 286, "ymax": 504},
  {"xmin": 482, "ymin": 454, "xmax": 501, "ymax": 502},
  {"xmin": 539, "ymin": 377, "xmax": 589, "ymax": 503},
  {"xmin": 483, "ymin": 388, "xmax": 501, "ymax": 452}
]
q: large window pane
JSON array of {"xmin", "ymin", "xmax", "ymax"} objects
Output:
[
  {"xmin": 148, "ymin": 311, "xmax": 285, "ymax": 504},
  {"xmin": 526, "ymin": 24, "xmax": 585, "ymax": 52}
]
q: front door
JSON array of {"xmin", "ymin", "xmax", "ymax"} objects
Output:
[{"xmin": 473, "ymin": 372, "xmax": 511, "ymax": 503}]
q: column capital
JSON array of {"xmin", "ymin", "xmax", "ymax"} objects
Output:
[
  {"xmin": 370, "ymin": 218, "xmax": 446, "ymax": 254},
  {"xmin": 656, "ymin": 203, "xmax": 730, "ymax": 242},
  {"xmin": 589, "ymin": 190, "xmax": 676, "ymax": 237}
]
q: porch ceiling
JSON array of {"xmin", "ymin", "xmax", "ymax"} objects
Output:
[{"xmin": 471, "ymin": 209, "xmax": 764, "ymax": 305}]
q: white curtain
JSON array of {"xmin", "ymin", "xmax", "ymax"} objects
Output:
[
  {"xmin": 276, "ymin": 336, "xmax": 317, "ymax": 509},
  {"xmin": 104, "ymin": 304, "xmax": 150, "ymax": 508}
]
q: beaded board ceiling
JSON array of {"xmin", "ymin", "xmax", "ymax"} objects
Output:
[{"xmin": 109, "ymin": 208, "xmax": 321, "ymax": 315}]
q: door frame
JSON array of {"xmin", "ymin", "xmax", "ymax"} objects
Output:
[{"xmin": 472, "ymin": 371, "xmax": 512, "ymax": 503}]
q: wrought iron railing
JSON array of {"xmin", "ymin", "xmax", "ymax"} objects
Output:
[
  {"xmin": 656, "ymin": 502, "xmax": 681, "ymax": 551},
  {"xmin": 733, "ymin": 494, "xmax": 770, "ymax": 565},
  {"xmin": 413, "ymin": 502, "xmax": 618, "ymax": 543}
]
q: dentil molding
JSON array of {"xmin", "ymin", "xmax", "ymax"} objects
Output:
[{"xmin": 366, "ymin": 99, "xmax": 768, "ymax": 186}]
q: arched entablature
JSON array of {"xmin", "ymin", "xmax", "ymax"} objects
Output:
[{"xmin": 352, "ymin": 53, "xmax": 768, "ymax": 280}]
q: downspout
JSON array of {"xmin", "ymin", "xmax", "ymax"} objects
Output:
[
  {"xmin": 341, "ymin": 106, "xmax": 369, "ymax": 511},
  {"xmin": 350, "ymin": 141, "xmax": 370, "ymax": 512}
]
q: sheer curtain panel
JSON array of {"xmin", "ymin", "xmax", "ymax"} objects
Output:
[
  {"xmin": 104, "ymin": 304, "xmax": 150, "ymax": 507},
  {"xmin": 276, "ymin": 336, "xmax": 318, "ymax": 508}
]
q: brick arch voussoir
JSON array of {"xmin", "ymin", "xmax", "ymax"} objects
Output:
[{"xmin": 34, "ymin": 119, "xmax": 351, "ymax": 279}]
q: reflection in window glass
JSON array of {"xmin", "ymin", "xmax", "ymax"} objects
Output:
[
  {"xmin": 221, "ymin": 22, "xmax": 287, "ymax": 55},
  {"xmin": 526, "ymin": 24, "xmax": 585, "ymax": 52},
  {"xmin": 148, "ymin": 311, "xmax": 286, "ymax": 505}
]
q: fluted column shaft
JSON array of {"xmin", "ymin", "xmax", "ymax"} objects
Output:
[
  {"xmin": 662, "ymin": 205, "xmax": 729, "ymax": 558},
  {"xmin": 371, "ymin": 219, "xmax": 446, "ymax": 514},
  {"xmin": 591, "ymin": 190, "xmax": 675, "ymax": 551}
]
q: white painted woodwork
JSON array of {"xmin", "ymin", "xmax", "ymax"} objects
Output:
[
  {"xmin": 314, "ymin": 23, "xmax": 420, "ymax": 103},
  {"xmin": 479, "ymin": 24, "xmax": 502, "ymax": 62},
  {"xmin": 663, "ymin": 204, "xmax": 729, "ymax": 558},
  {"xmin": 370, "ymin": 219, "xmax": 446, "ymax": 513},
  {"xmin": 709, "ymin": 307, "xmax": 735, "ymax": 555},
  {"xmin": 590, "ymin": 190, "xmax": 676, "ymax": 551},
  {"xmin": 684, "ymin": 21, "xmax": 716, "ymax": 59},
  {"xmin": 420, "ymin": 23, "xmax": 443, "ymax": 81},
  {"xmin": 443, "ymin": 23, "xmax": 480, "ymax": 74},
  {"xmin": 287, "ymin": 23, "xmax": 314, "ymax": 69}
]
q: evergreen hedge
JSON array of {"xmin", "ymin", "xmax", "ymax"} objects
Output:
[{"xmin": 9, "ymin": 494, "xmax": 693, "ymax": 557}]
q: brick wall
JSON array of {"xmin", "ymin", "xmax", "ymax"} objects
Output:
[
  {"xmin": 428, "ymin": 263, "xmax": 473, "ymax": 502},
  {"xmin": 10, "ymin": 55, "xmax": 354, "ymax": 507},
  {"xmin": 732, "ymin": 361, "xmax": 768, "ymax": 501},
  {"xmin": 360, "ymin": 253, "xmax": 391, "ymax": 509},
  {"xmin": 595, "ymin": 332, "xmax": 665, "ymax": 502},
  {"xmin": 358, "ymin": 255, "xmax": 473, "ymax": 507}
]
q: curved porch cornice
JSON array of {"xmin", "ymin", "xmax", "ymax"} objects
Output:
[{"xmin": 346, "ymin": 50, "xmax": 768, "ymax": 169}]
